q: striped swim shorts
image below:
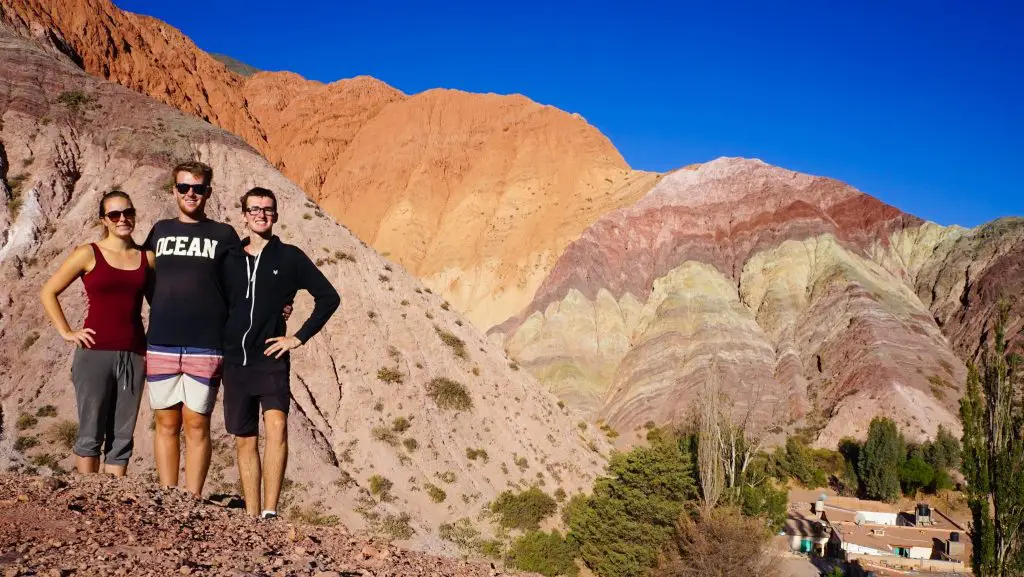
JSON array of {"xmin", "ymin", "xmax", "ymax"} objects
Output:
[{"xmin": 145, "ymin": 345, "xmax": 223, "ymax": 415}]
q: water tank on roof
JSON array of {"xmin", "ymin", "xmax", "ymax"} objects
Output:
[
  {"xmin": 917, "ymin": 503, "xmax": 931, "ymax": 516},
  {"xmin": 950, "ymin": 532, "xmax": 960, "ymax": 542}
]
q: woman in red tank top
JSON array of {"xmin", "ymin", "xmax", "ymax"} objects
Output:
[{"xmin": 41, "ymin": 191, "xmax": 151, "ymax": 476}]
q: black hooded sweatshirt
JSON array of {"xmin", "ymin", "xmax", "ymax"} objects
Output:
[{"xmin": 222, "ymin": 236, "xmax": 340, "ymax": 367}]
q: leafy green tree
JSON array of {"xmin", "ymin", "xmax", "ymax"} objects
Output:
[
  {"xmin": 837, "ymin": 438, "xmax": 862, "ymax": 496},
  {"xmin": 566, "ymin": 436, "xmax": 696, "ymax": 577},
  {"xmin": 925, "ymin": 424, "xmax": 962, "ymax": 472},
  {"xmin": 959, "ymin": 305, "xmax": 1024, "ymax": 577},
  {"xmin": 505, "ymin": 530, "xmax": 579, "ymax": 577},
  {"xmin": 899, "ymin": 455, "xmax": 935, "ymax": 496},
  {"xmin": 858, "ymin": 417, "xmax": 905, "ymax": 502},
  {"xmin": 738, "ymin": 482, "xmax": 787, "ymax": 533},
  {"xmin": 772, "ymin": 437, "xmax": 828, "ymax": 488}
]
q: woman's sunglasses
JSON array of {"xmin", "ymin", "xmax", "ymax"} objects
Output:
[
  {"xmin": 104, "ymin": 208, "xmax": 136, "ymax": 221},
  {"xmin": 174, "ymin": 183, "xmax": 211, "ymax": 195}
]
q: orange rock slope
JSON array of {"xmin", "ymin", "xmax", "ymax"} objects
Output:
[{"xmin": 1, "ymin": 0, "xmax": 656, "ymax": 328}]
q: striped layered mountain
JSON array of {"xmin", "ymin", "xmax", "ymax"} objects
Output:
[{"xmin": 493, "ymin": 159, "xmax": 1024, "ymax": 447}]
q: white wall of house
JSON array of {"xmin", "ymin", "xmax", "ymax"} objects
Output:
[
  {"xmin": 843, "ymin": 541, "xmax": 889, "ymax": 557},
  {"xmin": 857, "ymin": 511, "xmax": 898, "ymax": 526},
  {"xmin": 907, "ymin": 546, "xmax": 933, "ymax": 560}
]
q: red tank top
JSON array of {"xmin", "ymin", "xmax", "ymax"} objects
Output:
[{"xmin": 82, "ymin": 243, "xmax": 148, "ymax": 353}]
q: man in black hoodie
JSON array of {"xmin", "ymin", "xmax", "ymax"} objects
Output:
[{"xmin": 222, "ymin": 187, "xmax": 340, "ymax": 519}]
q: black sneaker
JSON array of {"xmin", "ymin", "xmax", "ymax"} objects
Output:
[{"xmin": 261, "ymin": 511, "xmax": 279, "ymax": 521}]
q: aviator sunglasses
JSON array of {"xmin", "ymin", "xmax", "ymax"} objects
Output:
[
  {"xmin": 104, "ymin": 208, "xmax": 136, "ymax": 221},
  {"xmin": 174, "ymin": 183, "xmax": 211, "ymax": 195}
]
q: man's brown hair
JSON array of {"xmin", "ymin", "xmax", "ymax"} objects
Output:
[{"xmin": 172, "ymin": 160, "xmax": 213, "ymax": 186}]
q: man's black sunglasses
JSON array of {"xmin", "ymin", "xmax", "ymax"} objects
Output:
[
  {"xmin": 104, "ymin": 208, "xmax": 137, "ymax": 221},
  {"xmin": 174, "ymin": 183, "xmax": 211, "ymax": 195}
]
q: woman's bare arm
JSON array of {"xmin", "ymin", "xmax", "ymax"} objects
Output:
[{"xmin": 40, "ymin": 245, "xmax": 96, "ymax": 348}]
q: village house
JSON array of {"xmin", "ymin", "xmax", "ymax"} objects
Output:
[{"xmin": 813, "ymin": 495, "xmax": 971, "ymax": 573}]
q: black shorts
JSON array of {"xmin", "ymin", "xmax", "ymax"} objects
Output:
[{"xmin": 222, "ymin": 361, "xmax": 290, "ymax": 437}]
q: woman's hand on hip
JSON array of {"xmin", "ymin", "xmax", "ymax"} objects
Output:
[{"xmin": 62, "ymin": 328, "xmax": 96, "ymax": 348}]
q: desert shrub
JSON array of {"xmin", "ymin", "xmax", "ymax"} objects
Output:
[
  {"xmin": 288, "ymin": 504, "xmax": 340, "ymax": 526},
  {"xmin": 505, "ymin": 530, "xmax": 579, "ymax": 577},
  {"xmin": 425, "ymin": 483, "xmax": 447, "ymax": 503},
  {"xmin": 435, "ymin": 327, "xmax": 467, "ymax": 359},
  {"xmin": 369, "ymin": 474, "xmax": 393, "ymax": 500},
  {"xmin": 378, "ymin": 512, "xmax": 413, "ymax": 539},
  {"xmin": 577, "ymin": 421, "xmax": 587, "ymax": 432},
  {"xmin": 377, "ymin": 367, "xmax": 403, "ymax": 384},
  {"xmin": 554, "ymin": 487, "xmax": 567, "ymax": 502},
  {"xmin": 57, "ymin": 90, "xmax": 92, "ymax": 110},
  {"xmin": 30, "ymin": 453, "xmax": 65, "ymax": 474},
  {"xmin": 465, "ymin": 447, "xmax": 489, "ymax": 461},
  {"xmin": 402, "ymin": 437, "xmax": 419, "ymax": 452},
  {"xmin": 14, "ymin": 436, "xmax": 39, "ymax": 452},
  {"xmin": 490, "ymin": 487, "xmax": 558, "ymax": 531},
  {"xmin": 371, "ymin": 426, "xmax": 399, "ymax": 446},
  {"xmin": 49, "ymin": 420, "xmax": 78, "ymax": 450},
  {"xmin": 35, "ymin": 405, "xmax": 57, "ymax": 418},
  {"xmin": 439, "ymin": 518, "xmax": 486, "ymax": 552},
  {"xmin": 436, "ymin": 470, "xmax": 457, "ymax": 483},
  {"xmin": 392, "ymin": 416, "xmax": 411, "ymax": 433},
  {"xmin": 514, "ymin": 455, "xmax": 529, "ymax": 470},
  {"xmin": 16, "ymin": 413, "xmax": 38, "ymax": 430},
  {"xmin": 657, "ymin": 507, "xmax": 779, "ymax": 577},
  {"xmin": 426, "ymin": 377, "xmax": 473, "ymax": 411}
]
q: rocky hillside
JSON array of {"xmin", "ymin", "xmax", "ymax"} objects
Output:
[
  {"xmin": 0, "ymin": 0, "xmax": 656, "ymax": 328},
  {"xmin": 494, "ymin": 159, "xmax": 1024, "ymax": 448},
  {"xmin": 0, "ymin": 22, "xmax": 608, "ymax": 550},
  {"xmin": 0, "ymin": 473, "xmax": 530, "ymax": 576}
]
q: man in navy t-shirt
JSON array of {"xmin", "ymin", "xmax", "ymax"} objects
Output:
[{"xmin": 143, "ymin": 160, "xmax": 238, "ymax": 497}]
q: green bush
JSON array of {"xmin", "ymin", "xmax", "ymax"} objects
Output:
[
  {"xmin": 425, "ymin": 483, "xmax": 447, "ymax": 503},
  {"xmin": 392, "ymin": 416, "xmax": 411, "ymax": 433},
  {"xmin": 435, "ymin": 327, "xmax": 466, "ymax": 359},
  {"xmin": 738, "ymin": 482, "xmax": 788, "ymax": 533},
  {"xmin": 465, "ymin": 447, "xmax": 489, "ymax": 461},
  {"xmin": 16, "ymin": 413, "xmax": 38, "ymax": 431},
  {"xmin": 490, "ymin": 487, "xmax": 558, "ymax": 531},
  {"xmin": 377, "ymin": 367, "xmax": 403, "ymax": 384},
  {"xmin": 369, "ymin": 474, "xmax": 393, "ymax": 500},
  {"xmin": 565, "ymin": 436, "xmax": 696, "ymax": 577},
  {"xmin": 772, "ymin": 437, "xmax": 828, "ymax": 488},
  {"xmin": 49, "ymin": 420, "xmax": 78, "ymax": 450},
  {"xmin": 426, "ymin": 377, "xmax": 473, "ymax": 411},
  {"xmin": 35, "ymin": 405, "xmax": 57, "ymax": 418},
  {"xmin": 505, "ymin": 530, "xmax": 579, "ymax": 577},
  {"xmin": 13, "ymin": 436, "xmax": 39, "ymax": 452},
  {"xmin": 371, "ymin": 426, "xmax": 399, "ymax": 446}
]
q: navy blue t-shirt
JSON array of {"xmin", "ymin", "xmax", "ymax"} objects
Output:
[{"xmin": 143, "ymin": 218, "xmax": 240, "ymax": 349}]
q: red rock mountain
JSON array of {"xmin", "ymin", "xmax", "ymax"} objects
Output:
[
  {"xmin": 1, "ymin": 0, "xmax": 656, "ymax": 329},
  {"xmin": 0, "ymin": 22, "xmax": 608, "ymax": 550}
]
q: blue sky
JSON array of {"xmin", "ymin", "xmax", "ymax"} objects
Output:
[{"xmin": 117, "ymin": 0, "xmax": 1022, "ymax": 227}]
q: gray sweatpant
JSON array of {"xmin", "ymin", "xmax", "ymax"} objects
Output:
[{"xmin": 71, "ymin": 348, "xmax": 145, "ymax": 466}]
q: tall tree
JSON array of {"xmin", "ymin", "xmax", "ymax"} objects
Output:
[
  {"xmin": 960, "ymin": 305, "xmax": 1024, "ymax": 577},
  {"xmin": 858, "ymin": 417, "xmax": 905, "ymax": 502}
]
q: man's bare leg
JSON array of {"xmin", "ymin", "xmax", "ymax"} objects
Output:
[
  {"xmin": 153, "ymin": 407, "xmax": 183, "ymax": 487},
  {"xmin": 182, "ymin": 405, "xmax": 212, "ymax": 497},
  {"xmin": 103, "ymin": 464, "xmax": 127, "ymax": 477},
  {"xmin": 235, "ymin": 435, "xmax": 261, "ymax": 517},
  {"xmin": 76, "ymin": 456, "xmax": 100, "ymax": 474},
  {"xmin": 262, "ymin": 410, "xmax": 288, "ymax": 514}
]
